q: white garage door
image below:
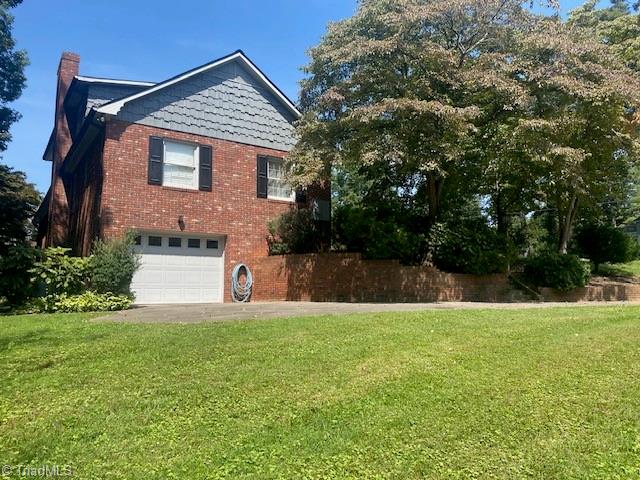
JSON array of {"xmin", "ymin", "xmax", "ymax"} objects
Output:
[{"xmin": 131, "ymin": 233, "xmax": 224, "ymax": 304}]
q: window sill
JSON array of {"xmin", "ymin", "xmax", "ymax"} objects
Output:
[
  {"xmin": 267, "ymin": 197, "xmax": 296, "ymax": 204},
  {"xmin": 161, "ymin": 185, "xmax": 201, "ymax": 194}
]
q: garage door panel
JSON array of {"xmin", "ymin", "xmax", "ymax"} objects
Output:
[
  {"xmin": 136, "ymin": 289, "xmax": 164, "ymax": 304},
  {"xmin": 164, "ymin": 269, "xmax": 185, "ymax": 283},
  {"xmin": 131, "ymin": 234, "xmax": 224, "ymax": 304}
]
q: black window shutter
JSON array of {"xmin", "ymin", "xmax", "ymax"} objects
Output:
[
  {"xmin": 148, "ymin": 136, "xmax": 163, "ymax": 185},
  {"xmin": 295, "ymin": 189, "xmax": 307, "ymax": 203},
  {"xmin": 199, "ymin": 145, "xmax": 212, "ymax": 191},
  {"xmin": 257, "ymin": 155, "xmax": 268, "ymax": 198}
]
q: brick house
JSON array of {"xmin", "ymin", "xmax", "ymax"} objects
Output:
[{"xmin": 35, "ymin": 50, "xmax": 330, "ymax": 304}]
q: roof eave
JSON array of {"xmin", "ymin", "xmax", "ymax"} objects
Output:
[{"xmin": 75, "ymin": 75, "xmax": 156, "ymax": 87}]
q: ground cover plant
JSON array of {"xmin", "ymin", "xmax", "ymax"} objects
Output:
[{"xmin": 1, "ymin": 307, "xmax": 639, "ymax": 478}]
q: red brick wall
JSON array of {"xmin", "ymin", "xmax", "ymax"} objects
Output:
[
  {"xmin": 99, "ymin": 120, "xmax": 310, "ymax": 301},
  {"xmin": 540, "ymin": 283, "xmax": 640, "ymax": 301},
  {"xmin": 251, "ymin": 252, "xmax": 640, "ymax": 303},
  {"xmin": 252, "ymin": 253, "xmax": 516, "ymax": 302}
]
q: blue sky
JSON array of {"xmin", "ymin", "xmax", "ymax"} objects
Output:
[{"xmin": 3, "ymin": 0, "xmax": 590, "ymax": 193}]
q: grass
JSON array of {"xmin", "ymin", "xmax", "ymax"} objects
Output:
[
  {"xmin": 599, "ymin": 259, "xmax": 640, "ymax": 279},
  {"xmin": 1, "ymin": 308, "xmax": 640, "ymax": 479}
]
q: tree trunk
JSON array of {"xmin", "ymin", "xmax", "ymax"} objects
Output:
[
  {"xmin": 495, "ymin": 190, "xmax": 509, "ymax": 238},
  {"xmin": 558, "ymin": 194, "xmax": 579, "ymax": 254},
  {"xmin": 426, "ymin": 174, "xmax": 444, "ymax": 227}
]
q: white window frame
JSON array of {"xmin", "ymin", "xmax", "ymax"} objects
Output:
[
  {"xmin": 266, "ymin": 157, "xmax": 295, "ymax": 202},
  {"xmin": 162, "ymin": 139, "xmax": 199, "ymax": 190}
]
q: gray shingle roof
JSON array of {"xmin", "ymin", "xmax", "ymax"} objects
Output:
[
  {"xmin": 86, "ymin": 84, "xmax": 149, "ymax": 115},
  {"xmin": 113, "ymin": 59, "xmax": 297, "ymax": 151}
]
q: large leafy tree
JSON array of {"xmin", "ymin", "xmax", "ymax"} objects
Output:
[
  {"xmin": 0, "ymin": 0, "xmax": 27, "ymax": 152},
  {"xmin": 289, "ymin": 0, "xmax": 539, "ymax": 231},
  {"xmin": 506, "ymin": 19, "xmax": 640, "ymax": 252},
  {"xmin": 568, "ymin": 0, "xmax": 640, "ymax": 225},
  {"xmin": 292, "ymin": 0, "xmax": 640, "ymax": 258},
  {"xmin": 476, "ymin": 15, "xmax": 640, "ymax": 252}
]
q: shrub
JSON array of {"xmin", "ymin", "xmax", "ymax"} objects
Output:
[
  {"xmin": 35, "ymin": 291, "xmax": 132, "ymax": 313},
  {"xmin": 0, "ymin": 243, "xmax": 39, "ymax": 306},
  {"xmin": 89, "ymin": 232, "xmax": 140, "ymax": 295},
  {"xmin": 574, "ymin": 223, "xmax": 638, "ymax": 273},
  {"xmin": 332, "ymin": 205, "xmax": 425, "ymax": 264},
  {"xmin": 267, "ymin": 209, "xmax": 322, "ymax": 255},
  {"xmin": 523, "ymin": 251, "xmax": 591, "ymax": 291},
  {"xmin": 431, "ymin": 218, "xmax": 508, "ymax": 275},
  {"xmin": 29, "ymin": 247, "xmax": 90, "ymax": 296}
]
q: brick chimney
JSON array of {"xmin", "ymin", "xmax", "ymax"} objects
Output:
[{"xmin": 46, "ymin": 51, "xmax": 80, "ymax": 247}]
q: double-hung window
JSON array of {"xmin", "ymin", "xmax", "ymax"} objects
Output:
[
  {"xmin": 163, "ymin": 140, "xmax": 199, "ymax": 189},
  {"xmin": 267, "ymin": 157, "xmax": 294, "ymax": 201}
]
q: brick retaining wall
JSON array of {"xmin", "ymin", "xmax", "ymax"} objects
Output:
[
  {"xmin": 252, "ymin": 253, "xmax": 516, "ymax": 302},
  {"xmin": 251, "ymin": 253, "xmax": 640, "ymax": 303},
  {"xmin": 540, "ymin": 281, "xmax": 640, "ymax": 302}
]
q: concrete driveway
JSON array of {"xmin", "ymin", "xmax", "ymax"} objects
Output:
[{"xmin": 96, "ymin": 300, "xmax": 639, "ymax": 324}]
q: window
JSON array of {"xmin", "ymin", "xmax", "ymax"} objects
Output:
[
  {"xmin": 206, "ymin": 240, "xmax": 218, "ymax": 249},
  {"xmin": 163, "ymin": 140, "xmax": 198, "ymax": 189},
  {"xmin": 148, "ymin": 236, "xmax": 162, "ymax": 247},
  {"xmin": 188, "ymin": 238, "xmax": 201, "ymax": 248},
  {"xmin": 134, "ymin": 235, "xmax": 142, "ymax": 246},
  {"xmin": 267, "ymin": 157, "xmax": 294, "ymax": 201},
  {"xmin": 168, "ymin": 237, "xmax": 182, "ymax": 247}
]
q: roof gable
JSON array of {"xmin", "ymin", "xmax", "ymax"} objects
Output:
[
  {"xmin": 96, "ymin": 50, "xmax": 300, "ymax": 118},
  {"xmin": 100, "ymin": 51, "xmax": 299, "ymax": 151}
]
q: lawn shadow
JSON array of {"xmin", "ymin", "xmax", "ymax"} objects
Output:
[{"xmin": 0, "ymin": 329, "xmax": 54, "ymax": 353}]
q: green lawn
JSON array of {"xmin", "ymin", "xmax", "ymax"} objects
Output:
[
  {"xmin": 599, "ymin": 260, "xmax": 640, "ymax": 278},
  {"xmin": 2, "ymin": 308, "xmax": 640, "ymax": 479}
]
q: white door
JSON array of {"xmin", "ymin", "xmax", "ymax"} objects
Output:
[{"xmin": 131, "ymin": 233, "xmax": 224, "ymax": 304}]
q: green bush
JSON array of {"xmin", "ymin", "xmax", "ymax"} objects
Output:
[
  {"xmin": 0, "ymin": 243, "xmax": 39, "ymax": 306},
  {"xmin": 267, "ymin": 209, "xmax": 322, "ymax": 255},
  {"xmin": 89, "ymin": 232, "xmax": 140, "ymax": 295},
  {"xmin": 29, "ymin": 247, "xmax": 90, "ymax": 296},
  {"xmin": 35, "ymin": 291, "xmax": 132, "ymax": 313},
  {"xmin": 574, "ymin": 223, "xmax": 638, "ymax": 273},
  {"xmin": 332, "ymin": 205, "xmax": 425, "ymax": 264},
  {"xmin": 523, "ymin": 251, "xmax": 591, "ymax": 291},
  {"xmin": 431, "ymin": 218, "xmax": 509, "ymax": 275}
]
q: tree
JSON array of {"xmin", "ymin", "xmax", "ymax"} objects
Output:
[
  {"xmin": 568, "ymin": 0, "xmax": 640, "ymax": 226},
  {"xmin": 0, "ymin": 164, "xmax": 40, "ymax": 306},
  {"xmin": 568, "ymin": 0, "xmax": 640, "ymax": 71},
  {"xmin": 292, "ymin": 0, "xmax": 640, "ymax": 264},
  {"xmin": 289, "ymin": 0, "xmax": 544, "ymax": 232},
  {"xmin": 0, "ymin": 0, "xmax": 27, "ymax": 152},
  {"xmin": 0, "ymin": 163, "xmax": 40, "ymax": 252},
  {"xmin": 506, "ymin": 19, "xmax": 640, "ymax": 252}
]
